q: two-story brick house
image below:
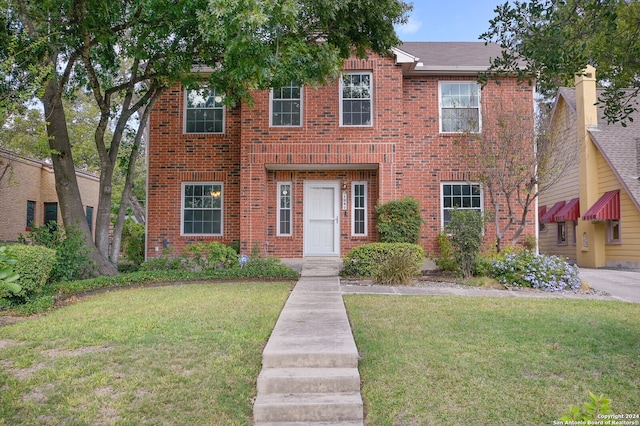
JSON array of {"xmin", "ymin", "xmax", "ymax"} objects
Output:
[{"xmin": 146, "ymin": 42, "xmax": 536, "ymax": 260}]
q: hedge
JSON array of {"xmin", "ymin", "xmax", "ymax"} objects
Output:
[
  {"xmin": 341, "ymin": 242, "xmax": 425, "ymax": 278},
  {"xmin": 1, "ymin": 244, "xmax": 56, "ymax": 302}
]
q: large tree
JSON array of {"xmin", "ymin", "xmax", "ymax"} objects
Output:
[
  {"xmin": 481, "ymin": 0, "xmax": 640, "ymax": 124},
  {"xmin": 455, "ymin": 92, "xmax": 575, "ymax": 252},
  {"xmin": 6, "ymin": 0, "xmax": 410, "ymax": 275}
]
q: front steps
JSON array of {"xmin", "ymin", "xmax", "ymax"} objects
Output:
[{"xmin": 253, "ymin": 259, "xmax": 363, "ymax": 425}]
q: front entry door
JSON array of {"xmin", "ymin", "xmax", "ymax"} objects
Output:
[{"xmin": 304, "ymin": 181, "xmax": 340, "ymax": 256}]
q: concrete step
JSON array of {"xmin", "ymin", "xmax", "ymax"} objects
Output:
[
  {"xmin": 257, "ymin": 367, "xmax": 361, "ymax": 394},
  {"xmin": 262, "ymin": 343, "xmax": 360, "ymax": 369},
  {"xmin": 253, "ymin": 392, "xmax": 363, "ymax": 423}
]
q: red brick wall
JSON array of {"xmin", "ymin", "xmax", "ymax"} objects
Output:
[{"xmin": 146, "ymin": 53, "xmax": 536, "ymax": 259}]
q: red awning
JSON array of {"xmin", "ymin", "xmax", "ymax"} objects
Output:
[
  {"xmin": 582, "ymin": 190, "xmax": 620, "ymax": 221},
  {"xmin": 540, "ymin": 201, "xmax": 565, "ymax": 223},
  {"xmin": 538, "ymin": 205, "xmax": 547, "ymax": 218},
  {"xmin": 554, "ymin": 198, "xmax": 580, "ymax": 222}
]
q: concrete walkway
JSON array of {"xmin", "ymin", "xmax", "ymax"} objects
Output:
[{"xmin": 253, "ymin": 258, "xmax": 363, "ymax": 425}]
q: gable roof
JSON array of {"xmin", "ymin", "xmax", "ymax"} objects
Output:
[
  {"xmin": 394, "ymin": 42, "xmax": 504, "ymax": 75},
  {"xmin": 557, "ymin": 87, "xmax": 640, "ymax": 211}
]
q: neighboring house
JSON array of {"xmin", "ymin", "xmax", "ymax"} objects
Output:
[
  {"xmin": 0, "ymin": 149, "xmax": 100, "ymax": 242},
  {"xmin": 539, "ymin": 65, "xmax": 640, "ymax": 269},
  {"xmin": 146, "ymin": 42, "xmax": 536, "ymax": 259}
]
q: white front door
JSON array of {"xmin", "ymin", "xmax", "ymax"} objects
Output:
[{"xmin": 304, "ymin": 181, "xmax": 340, "ymax": 256}]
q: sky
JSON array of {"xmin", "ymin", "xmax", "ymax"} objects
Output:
[{"xmin": 395, "ymin": 1, "xmax": 507, "ymax": 42}]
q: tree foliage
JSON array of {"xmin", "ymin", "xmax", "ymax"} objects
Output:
[
  {"xmin": 481, "ymin": 0, "xmax": 640, "ymax": 124},
  {"xmin": 4, "ymin": 0, "xmax": 410, "ymax": 276},
  {"xmin": 455, "ymin": 90, "xmax": 574, "ymax": 252}
]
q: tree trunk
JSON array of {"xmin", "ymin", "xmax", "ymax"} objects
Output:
[
  {"xmin": 128, "ymin": 194, "xmax": 145, "ymax": 223},
  {"xmin": 41, "ymin": 76, "xmax": 118, "ymax": 276}
]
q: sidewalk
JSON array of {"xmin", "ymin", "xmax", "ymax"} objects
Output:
[{"xmin": 253, "ymin": 258, "xmax": 364, "ymax": 425}]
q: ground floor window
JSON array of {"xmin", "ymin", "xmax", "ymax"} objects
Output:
[
  {"xmin": 607, "ymin": 219, "xmax": 621, "ymax": 243},
  {"xmin": 44, "ymin": 202, "xmax": 58, "ymax": 228},
  {"xmin": 86, "ymin": 206, "xmax": 94, "ymax": 233},
  {"xmin": 557, "ymin": 222, "xmax": 567, "ymax": 245},
  {"xmin": 182, "ymin": 182, "xmax": 223, "ymax": 235},
  {"xmin": 441, "ymin": 182, "xmax": 482, "ymax": 228},
  {"xmin": 26, "ymin": 200, "xmax": 35, "ymax": 230},
  {"xmin": 352, "ymin": 181, "xmax": 367, "ymax": 235},
  {"xmin": 277, "ymin": 182, "xmax": 292, "ymax": 236}
]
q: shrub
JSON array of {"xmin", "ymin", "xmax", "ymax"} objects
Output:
[
  {"xmin": 21, "ymin": 223, "xmax": 95, "ymax": 282},
  {"xmin": 139, "ymin": 256, "xmax": 185, "ymax": 271},
  {"xmin": 1, "ymin": 244, "xmax": 56, "ymax": 303},
  {"xmin": 445, "ymin": 209, "xmax": 484, "ymax": 279},
  {"xmin": 559, "ymin": 392, "xmax": 612, "ymax": 423},
  {"xmin": 491, "ymin": 249, "xmax": 581, "ymax": 291},
  {"xmin": 342, "ymin": 242, "xmax": 425, "ymax": 278},
  {"xmin": 375, "ymin": 197, "xmax": 424, "ymax": 244},
  {"xmin": 182, "ymin": 242, "xmax": 239, "ymax": 270},
  {"xmin": 0, "ymin": 246, "xmax": 21, "ymax": 295},
  {"xmin": 373, "ymin": 248, "xmax": 422, "ymax": 285},
  {"xmin": 435, "ymin": 232, "xmax": 458, "ymax": 272},
  {"xmin": 122, "ymin": 219, "xmax": 145, "ymax": 265}
]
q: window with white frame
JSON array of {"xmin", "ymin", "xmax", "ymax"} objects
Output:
[
  {"xmin": 340, "ymin": 72, "xmax": 372, "ymax": 126},
  {"xmin": 271, "ymin": 82, "xmax": 302, "ymax": 127},
  {"xmin": 182, "ymin": 183, "xmax": 223, "ymax": 235},
  {"xmin": 277, "ymin": 182, "xmax": 292, "ymax": 236},
  {"xmin": 440, "ymin": 82, "xmax": 480, "ymax": 133},
  {"xmin": 441, "ymin": 183, "xmax": 482, "ymax": 228},
  {"xmin": 185, "ymin": 87, "xmax": 224, "ymax": 133},
  {"xmin": 352, "ymin": 182, "xmax": 367, "ymax": 235},
  {"xmin": 607, "ymin": 219, "xmax": 621, "ymax": 244}
]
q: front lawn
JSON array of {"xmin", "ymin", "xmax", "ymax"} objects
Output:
[
  {"xmin": 345, "ymin": 295, "xmax": 640, "ymax": 425},
  {"xmin": 0, "ymin": 282, "xmax": 292, "ymax": 425}
]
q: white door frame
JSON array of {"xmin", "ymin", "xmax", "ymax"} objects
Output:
[{"xmin": 304, "ymin": 181, "xmax": 340, "ymax": 256}]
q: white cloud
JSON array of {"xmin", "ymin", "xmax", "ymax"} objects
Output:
[{"xmin": 397, "ymin": 15, "xmax": 423, "ymax": 35}]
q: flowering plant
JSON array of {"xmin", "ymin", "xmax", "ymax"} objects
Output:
[{"xmin": 491, "ymin": 249, "xmax": 581, "ymax": 291}]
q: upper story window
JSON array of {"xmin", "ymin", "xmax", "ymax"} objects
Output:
[
  {"xmin": 441, "ymin": 182, "xmax": 482, "ymax": 228},
  {"xmin": 440, "ymin": 82, "xmax": 480, "ymax": 133},
  {"xmin": 181, "ymin": 183, "xmax": 223, "ymax": 235},
  {"xmin": 340, "ymin": 72, "xmax": 372, "ymax": 126},
  {"xmin": 271, "ymin": 82, "xmax": 302, "ymax": 127},
  {"xmin": 185, "ymin": 87, "xmax": 224, "ymax": 134}
]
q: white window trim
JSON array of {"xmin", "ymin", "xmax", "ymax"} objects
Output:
[
  {"xmin": 606, "ymin": 219, "xmax": 622, "ymax": 244},
  {"xmin": 438, "ymin": 81, "xmax": 481, "ymax": 133},
  {"xmin": 180, "ymin": 182, "xmax": 224, "ymax": 236},
  {"xmin": 270, "ymin": 83, "xmax": 303, "ymax": 127},
  {"xmin": 183, "ymin": 87, "xmax": 226, "ymax": 134},
  {"xmin": 277, "ymin": 182, "xmax": 293, "ymax": 236},
  {"xmin": 440, "ymin": 182, "xmax": 484, "ymax": 229},
  {"xmin": 339, "ymin": 71, "xmax": 373, "ymax": 127},
  {"xmin": 351, "ymin": 181, "xmax": 368, "ymax": 236}
]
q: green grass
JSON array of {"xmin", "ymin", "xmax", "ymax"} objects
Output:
[
  {"xmin": 0, "ymin": 282, "xmax": 293, "ymax": 425},
  {"xmin": 345, "ymin": 295, "xmax": 640, "ymax": 425}
]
